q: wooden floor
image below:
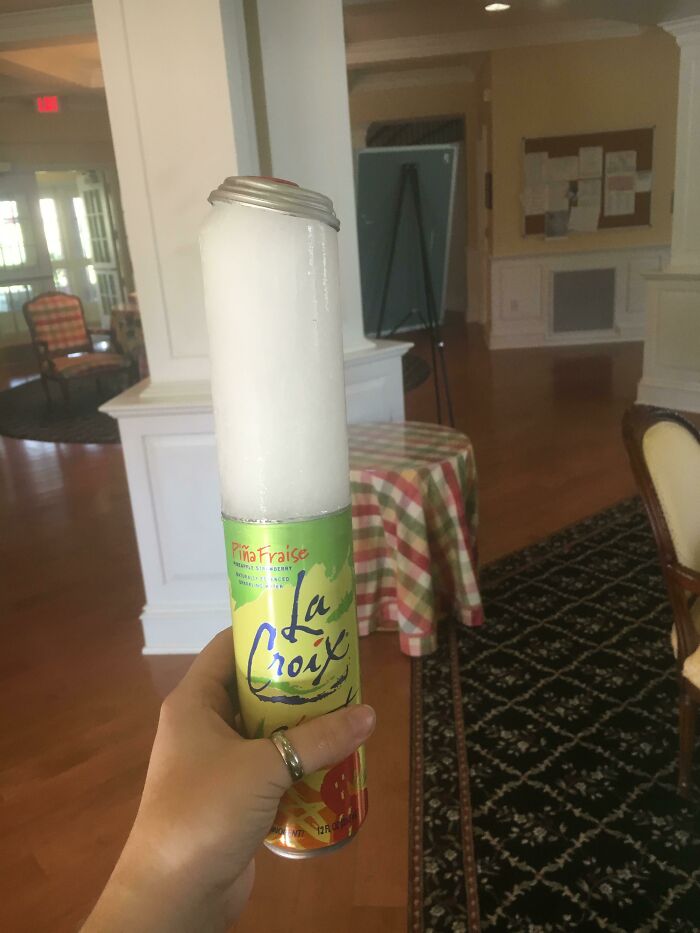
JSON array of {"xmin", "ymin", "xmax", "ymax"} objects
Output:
[{"xmin": 0, "ymin": 322, "xmax": 644, "ymax": 932}]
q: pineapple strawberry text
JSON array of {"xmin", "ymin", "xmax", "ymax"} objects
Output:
[
  {"xmin": 232, "ymin": 541, "xmax": 309, "ymax": 564},
  {"xmin": 247, "ymin": 569, "xmax": 349, "ymax": 706}
]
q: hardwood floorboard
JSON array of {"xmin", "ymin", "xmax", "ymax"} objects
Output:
[{"xmin": 0, "ymin": 321, "xmax": 648, "ymax": 931}]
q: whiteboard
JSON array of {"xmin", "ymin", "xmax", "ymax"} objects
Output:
[{"xmin": 356, "ymin": 144, "xmax": 458, "ymax": 338}]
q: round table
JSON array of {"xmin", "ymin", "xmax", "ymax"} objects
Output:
[{"xmin": 348, "ymin": 421, "xmax": 482, "ymax": 657}]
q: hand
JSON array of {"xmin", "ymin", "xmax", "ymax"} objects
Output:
[{"xmin": 82, "ymin": 630, "xmax": 376, "ymax": 933}]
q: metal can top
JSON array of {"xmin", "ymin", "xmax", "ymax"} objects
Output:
[{"xmin": 208, "ymin": 175, "xmax": 340, "ymax": 231}]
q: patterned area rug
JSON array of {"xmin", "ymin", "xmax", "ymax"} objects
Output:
[
  {"xmin": 410, "ymin": 499, "xmax": 700, "ymax": 932},
  {"xmin": 0, "ymin": 377, "xmax": 120, "ymax": 444},
  {"xmin": 403, "ymin": 351, "xmax": 432, "ymax": 392}
]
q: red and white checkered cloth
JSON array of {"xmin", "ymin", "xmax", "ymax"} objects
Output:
[
  {"xmin": 349, "ymin": 421, "xmax": 482, "ymax": 657},
  {"xmin": 52, "ymin": 353, "xmax": 128, "ymax": 377},
  {"xmin": 25, "ymin": 293, "xmax": 89, "ymax": 353}
]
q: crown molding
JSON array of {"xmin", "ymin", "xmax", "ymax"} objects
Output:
[
  {"xmin": 0, "ymin": 4, "xmax": 95, "ymax": 49},
  {"xmin": 350, "ymin": 64, "xmax": 474, "ymax": 94},
  {"xmin": 660, "ymin": 15, "xmax": 700, "ymax": 46},
  {"xmin": 346, "ymin": 19, "xmax": 645, "ymax": 68}
]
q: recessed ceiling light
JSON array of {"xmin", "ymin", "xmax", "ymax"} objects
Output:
[{"xmin": 485, "ymin": 2, "xmax": 511, "ymax": 10}]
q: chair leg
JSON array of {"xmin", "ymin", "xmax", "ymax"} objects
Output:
[
  {"xmin": 40, "ymin": 375, "xmax": 52, "ymax": 409},
  {"xmin": 678, "ymin": 688, "xmax": 696, "ymax": 797},
  {"xmin": 59, "ymin": 378, "xmax": 70, "ymax": 410}
]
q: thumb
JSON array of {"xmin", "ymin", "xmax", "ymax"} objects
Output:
[{"xmin": 267, "ymin": 704, "xmax": 376, "ymax": 787}]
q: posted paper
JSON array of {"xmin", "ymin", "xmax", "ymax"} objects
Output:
[
  {"xmin": 546, "ymin": 181, "xmax": 572, "ymax": 213},
  {"xmin": 544, "ymin": 210, "xmax": 569, "ymax": 238},
  {"xmin": 524, "ymin": 152, "xmax": 547, "ymax": 187},
  {"xmin": 576, "ymin": 178, "xmax": 602, "ymax": 209},
  {"xmin": 605, "ymin": 172, "xmax": 636, "ymax": 216},
  {"xmin": 569, "ymin": 205, "xmax": 600, "ymax": 233},
  {"xmin": 606, "ymin": 150, "xmax": 637, "ymax": 175},
  {"xmin": 522, "ymin": 187, "xmax": 547, "ymax": 216},
  {"xmin": 546, "ymin": 156, "xmax": 579, "ymax": 183},
  {"xmin": 578, "ymin": 146, "xmax": 603, "ymax": 179},
  {"xmin": 635, "ymin": 170, "xmax": 653, "ymax": 193}
]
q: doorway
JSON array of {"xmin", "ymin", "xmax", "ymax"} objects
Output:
[{"xmin": 0, "ymin": 168, "xmax": 130, "ymax": 347}]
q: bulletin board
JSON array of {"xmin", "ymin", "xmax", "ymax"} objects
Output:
[{"xmin": 522, "ymin": 127, "xmax": 654, "ymax": 237}]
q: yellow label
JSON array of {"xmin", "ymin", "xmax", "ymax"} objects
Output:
[{"xmin": 223, "ymin": 509, "xmax": 368, "ymax": 853}]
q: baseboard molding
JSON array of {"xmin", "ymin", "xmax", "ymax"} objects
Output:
[
  {"xmin": 636, "ymin": 378, "xmax": 700, "ymax": 414},
  {"xmin": 141, "ymin": 604, "xmax": 230, "ymax": 655},
  {"xmin": 489, "ymin": 330, "xmax": 644, "ymax": 350}
]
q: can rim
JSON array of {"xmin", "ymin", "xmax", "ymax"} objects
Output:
[{"xmin": 208, "ymin": 176, "xmax": 340, "ymax": 231}]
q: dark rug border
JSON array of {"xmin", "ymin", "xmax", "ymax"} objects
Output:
[
  {"xmin": 409, "ymin": 652, "xmax": 425, "ymax": 932},
  {"xmin": 407, "ymin": 497, "xmax": 641, "ymax": 932},
  {"xmin": 448, "ymin": 621, "xmax": 481, "ymax": 933}
]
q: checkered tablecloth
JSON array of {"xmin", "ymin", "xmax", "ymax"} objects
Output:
[{"xmin": 349, "ymin": 421, "xmax": 483, "ymax": 657}]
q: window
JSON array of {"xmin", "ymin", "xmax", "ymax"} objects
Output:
[
  {"xmin": 39, "ymin": 198, "xmax": 64, "ymax": 261},
  {"xmin": 96, "ymin": 270, "xmax": 119, "ymax": 312},
  {"xmin": 0, "ymin": 201, "xmax": 27, "ymax": 267},
  {"xmin": 73, "ymin": 197, "xmax": 93, "ymax": 260},
  {"xmin": 53, "ymin": 267, "xmax": 69, "ymax": 289},
  {"xmin": 0, "ymin": 283, "xmax": 33, "ymax": 313},
  {"xmin": 82, "ymin": 189, "xmax": 111, "ymax": 263}
]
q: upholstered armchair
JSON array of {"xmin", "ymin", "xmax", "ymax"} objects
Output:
[
  {"xmin": 23, "ymin": 291, "xmax": 131, "ymax": 407},
  {"xmin": 623, "ymin": 405, "xmax": 700, "ymax": 796}
]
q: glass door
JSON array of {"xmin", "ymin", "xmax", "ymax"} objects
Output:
[
  {"xmin": 0, "ymin": 172, "xmax": 53, "ymax": 345},
  {"xmin": 76, "ymin": 170, "xmax": 125, "ymax": 319}
]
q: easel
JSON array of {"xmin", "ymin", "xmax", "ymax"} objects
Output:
[{"xmin": 374, "ymin": 162, "xmax": 455, "ymax": 428}]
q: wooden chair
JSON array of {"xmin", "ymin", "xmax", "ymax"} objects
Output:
[
  {"xmin": 622, "ymin": 404, "xmax": 700, "ymax": 796},
  {"xmin": 23, "ymin": 291, "xmax": 131, "ymax": 407}
]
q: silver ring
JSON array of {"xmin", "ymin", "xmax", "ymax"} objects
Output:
[{"xmin": 270, "ymin": 729, "xmax": 304, "ymax": 783}]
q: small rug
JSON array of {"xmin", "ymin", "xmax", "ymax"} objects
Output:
[
  {"xmin": 0, "ymin": 377, "xmax": 120, "ymax": 444},
  {"xmin": 403, "ymin": 351, "xmax": 432, "ymax": 392},
  {"xmin": 410, "ymin": 499, "xmax": 700, "ymax": 932}
]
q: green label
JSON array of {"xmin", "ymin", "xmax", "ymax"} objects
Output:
[{"xmin": 223, "ymin": 508, "xmax": 361, "ymax": 740}]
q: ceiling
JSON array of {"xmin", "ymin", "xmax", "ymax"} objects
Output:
[
  {"xmin": 0, "ymin": 39, "xmax": 101, "ymax": 90},
  {"xmin": 0, "ymin": 1, "xmax": 100, "ymax": 101},
  {"xmin": 0, "ymin": 0, "xmax": 85, "ymax": 12},
  {"xmin": 344, "ymin": 0, "xmax": 700, "ymax": 41},
  {"xmin": 0, "ymin": 0, "xmax": 698, "ymax": 103}
]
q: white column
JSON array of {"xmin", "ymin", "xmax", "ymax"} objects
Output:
[
  {"xmin": 255, "ymin": 0, "xmax": 373, "ymax": 352},
  {"xmin": 97, "ymin": 0, "xmax": 409, "ymax": 654},
  {"xmin": 638, "ymin": 16, "xmax": 700, "ymax": 413},
  {"xmin": 93, "ymin": 0, "xmax": 258, "ymax": 389},
  {"xmin": 665, "ymin": 17, "xmax": 700, "ymax": 270}
]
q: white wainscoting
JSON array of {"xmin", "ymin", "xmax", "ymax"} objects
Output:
[
  {"xmin": 637, "ymin": 270, "xmax": 700, "ymax": 413},
  {"xmin": 104, "ymin": 339, "xmax": 410, "ymax": 654},
  {"xmin": 489, "ymin": 246, "xmax": 670, "ymax": 349}
]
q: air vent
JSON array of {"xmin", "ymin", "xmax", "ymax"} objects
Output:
[{"xmin": 552, "ymin": 268, "xmax": 615, "ymax": 333}]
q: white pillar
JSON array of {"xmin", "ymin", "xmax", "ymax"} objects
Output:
[
  {"xmin": 637, "ymin": 16, "xmax": 700, "ymax": 413},
  {"xmin": 93, "ymin": 0, "xmax": 258, "ymax": 389},
  {"xmin": 666, "ymin": 17, "xmax": 700, "ymax": 270},
  {"xmin": 255, "ymin": 0, "xmax": 372, "ymax": 352},
  {"xmin": 97, "ymin": 0, "xmax": 408, "ymax": 653}
]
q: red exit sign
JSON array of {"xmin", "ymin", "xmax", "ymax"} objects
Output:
[{"xmin": 36, "ymin": 95, "xmax": 60, "ymax": 113}]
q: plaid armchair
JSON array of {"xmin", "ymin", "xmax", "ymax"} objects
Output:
[{"xmin": 23, "ymin": 291, "xmax": 131, "ymax": 406}]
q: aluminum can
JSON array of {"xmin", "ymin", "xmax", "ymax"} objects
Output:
[{"xmin": 203, "ymin": 176, "xmax": 368, "ymax": 857}]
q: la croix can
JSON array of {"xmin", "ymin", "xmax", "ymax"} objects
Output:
[{"xmin": 223, "ymin": 507, "xmax": 368, "ymax": 858}]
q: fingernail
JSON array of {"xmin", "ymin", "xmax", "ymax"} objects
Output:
[{"xmin": 348, "ymin": 703, "xmax": 376, "ymax": 740}]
